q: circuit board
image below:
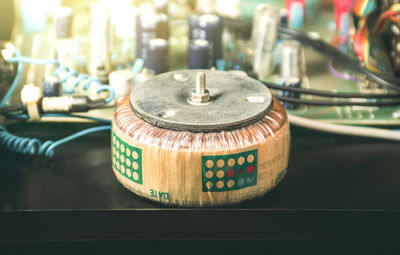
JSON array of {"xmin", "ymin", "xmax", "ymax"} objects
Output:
[{"xmin": 8, "ymin": 0, "xmax": 400, "ymax": 125}]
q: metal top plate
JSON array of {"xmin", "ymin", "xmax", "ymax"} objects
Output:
[{"xmin": 130, "ymin": 70, "xmax": 272, "ymax": 132}]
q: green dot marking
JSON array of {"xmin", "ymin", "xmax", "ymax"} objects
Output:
[
  {"xmin": 112, "ymin": 132, "xmax": 143, "ymax": 185},
  {"xmin": 202, "ymin": 149, "xmax": 258, "ymax": 192}
]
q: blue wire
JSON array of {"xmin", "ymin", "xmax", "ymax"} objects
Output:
[
  {"xmin": 0, "ymin": 51, "xmax": 112, "ymax": 157},
  {"xmin": 52, "ymin": 66, "xmax": 115, "ymax": 103},
  {"xmin": 7, "ymin": 56, "xmax": 59, "ymax": 66},
  {"xmin": 133, "ymin": 58, "xmax": 144, "ymax": 84},
  {"xmin": 0, "ymin": 51, "xmax": 24, "ymax": 107},
  {"xmin": 42, "ymin": 125, "xmax": 111, "ymax": 157},
  {"xmin": 7, "ymin": 113, "xmax": 111, "ymax": 124},
  {"xmin": 0, "ymin": 125, "xmax": 111, "ymax": 157}
]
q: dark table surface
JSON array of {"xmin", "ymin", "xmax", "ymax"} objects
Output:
[{"xmin": 0, "ymin": 122, "xmax": 399, "ymax": 242}]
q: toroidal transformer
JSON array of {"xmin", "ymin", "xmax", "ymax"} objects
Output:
[{"xmin": 111, "ymin": 70, "xmax": 290, "ymax": 207}]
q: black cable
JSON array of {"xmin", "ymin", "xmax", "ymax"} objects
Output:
[
  {"xmin": 0, "ymin": 103, "xmax": 23, "ymax": 115},
  {"xmin": 278, "ymin": 27, "xmax": 400, "ymax": 93},
  {"xmin": 262, "ymin": 81, "xmax": 400, "ymax": 99},
  {"xmin": 219, "ymin": 19, "xmax": 400, "ymax": 92},
  {"xmin": 275, "ymin": 95, "xmax": 400, "ymax": 107}
]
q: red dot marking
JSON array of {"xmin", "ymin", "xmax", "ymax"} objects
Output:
[
  {"xmin": 238, "ymin": 168, "xmax": 244, "ymax": 175},
  {"xmin": 247, "ymin": 165, "xmax": 254, "ymax": 174},
  {"xmin": 227, "ymin": 169, "xmax": 235, "ymax": 177}
]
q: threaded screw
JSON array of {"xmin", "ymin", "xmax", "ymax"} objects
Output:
[
  {"xmin": 196, "ymin": 72, "xmax": 206, "ymax": 94},
  {"xmin": 189, "ymin": 72, "xmax": 212, "ymax": 104}
]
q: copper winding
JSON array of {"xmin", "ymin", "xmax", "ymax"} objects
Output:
[
  {"xmin": 111, "ymin": 95, "xmax": 290, "ymax": 207},
  {"xmin": 114, "ymin": 96, "xmax": 287, "ymax": 151}
]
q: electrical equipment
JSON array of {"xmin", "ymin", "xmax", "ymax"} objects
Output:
[
  {"xmin": 1, "ymin": 0, "xmax": 400, "ymax": 171},
  {"xmin": 89, "ymin": 3, "xmax": 111, "ymax": 79},
  {"xmin": 136, "ymin": 13, "xmax": 169, "ymax": 60},
  {"xmin": 112, "ymin": 70, "xmax": 289, "ymax": 206},
  {"xmin": 188, "ymin": 39, "xmax": 213, "ymax": 69},
  {"xmin": 188, "ymin": 13, "xmax": 223, "ymax": 65},
  {"xmin": 251, "ymin": 4, "xmax": 280, "ymax": 80},
  {"xmin": 42, "ymin": 76, "xmax": 61, "ymax": 97},
  {"xmin": 109, "ymin": 69, "xmax": 134, "ymax": 103},
  {"xmin": 146, "ymin": 38, "xmax": 169, "ymax": 74},
  {"xmin": 280, "ymin": 40, "xmax": 306, "ymax": 78},
  {"xmin": 285, "ymin": 0, "xmax": 305, "ymax": 29},
  {"xmin": 281, "ymin": 76, "xmax": 301, "ymax": 110},
  {"xmin": 54, "ymin": 7, "xmax": 73, "ymax": 39}
]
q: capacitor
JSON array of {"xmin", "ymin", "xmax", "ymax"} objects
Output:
[
  {"xmin": 280, "ymin": 8, "xmax": 288, "ymax": 28},
  {"xmin": 136, "ymin": 13, "xmax": 156, "ymax": 59},
  {"xmin": 251, "ymin": 4, "xmax": 280, "ymax": 79},
  {"xmin": 280, "ymin": 40, "xmax": 306, "ymax": 78},
  {"xmin": 42, "ymin": 76, "xmax": 61, "ymax": 97},
  {"xmin": 188, "ymin": 39, "xmax": 213, "ymax": 69},
  {"xmin": 155, "ymin": 14, "xmax": 169, "ymax": 40},
  {"xmin": 89, "ymin": 3, "xmax": 111, "ymax": 77},
  {"xmin": 54, "ymin": 7, "xmax": 74, "ymax": 70},
  {"xmin": 136, "ymin": 13, "xmax": 169, "ymax": 59},
  {"xmin": 54, "ymin": 7, "xmax": 73, "ymax": 39},
  {"xmin": 188, "ymin": 14, "xmax": 223, "ymax": 64},
  {"xmin": 109, "ymin": 69, "xmax": 134, "ymax": 103},
  {"xmin": 146, "ymin": 38, "xmax": 169, "ymax": 75},
  {"xmin": 281, "ymin": 76, "xmax": 301, "ymax": 110}
]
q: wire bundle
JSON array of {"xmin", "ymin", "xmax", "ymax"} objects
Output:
[
  {"xmin": 0, "ymin": 125, "xmax": 110, "ymax": 157},
  {"xmin": 352, "ymin": 2, "xmax": 400, "ymax": 72},
  {"xmin": 279, "ymin": 27, "xmax": 400, "ymax": 93},
  {"xmin": 0, "ymin": 51, "xmax": 113, "ymax": 157}
]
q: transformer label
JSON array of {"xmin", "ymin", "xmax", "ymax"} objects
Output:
[
  {"xmin": 112, "ymin": 132, "xmax": 143, "ymax": 185},
  {"xmin": 201, "ymin": 149, "xmax": 258, "ymax": 192}
]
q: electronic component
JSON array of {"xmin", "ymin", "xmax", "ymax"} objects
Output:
[
  {"xmin": 280, "ymin": 40, "xmax": 306, "ymax": 78},
  {"xmin": 136, "ymin": 13, "xmax": 169, "ymax": 59},
  {"xmin": 42, "ymin": 76, "xmax": 61, "ymax": 97},
  {"xmin": 54, "ymin": 7, "xmax": 74, "ymax": 70},
  {"xmin": 251, "ymin": 4, "xmax": 280, "ymax": 80},
  {"xmin": 146, "ymin": 38, "xmax": 169, "ymax": 75},
  {"xmin": 109, "ymin": 69, "xmax": 134, "ymax": 103},
  {"xmin": 286, "ymin": 0, "xmax": 305, "ymax": 29},
  {"xmin": 40, "ymin": 96, "xmax": 105, "ymax": 113},
  {"xmin": 20, "ymin": 0, "xmax": 48, "ymax": 32},
  {"xmin": 188, "ymin": 39, "xmax": 213, "ymax": 69},
  {"xmin": 280, "ymin": 9, "xmax": 288, "ymax": 28},
  {"xmin": 188, "ymin": 13, "xmax": 223, "ymax": 65},
  {"xmin": 280, "ymin": 76, "xmax": 301, "ymax": 110},
  {"xmin": 112, "ymin": 70, "xmax": 290, "ymax": 206},
  {"xmin": 155, "ymin": 14, "xmax": 169, "ymax": 40},
  {"xmin": 2, "ymin": 0, "xmax": 400, "ymax": 165},
  {"xmin": 54, "ymin": 7, "xmax": 73, "ymax": 39},
  {"xmin": 334, "ymin": 0, "xmax": 352, "ymax": 34},
  {"xmin": 89, "ymin": 3, "xmax": 111, "ymax": 78}
]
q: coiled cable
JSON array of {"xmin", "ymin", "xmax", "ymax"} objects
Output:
[
  {"xmin": 0, "ymin": 125, "xmax": 111, "ymax": 157},
  {"xmin": 53, "ymin": 66, "xmax": 115, "ymax": 103},
  {"xmin": 0, "ymin": 51, "xmax": 113, "ymax": 157}
]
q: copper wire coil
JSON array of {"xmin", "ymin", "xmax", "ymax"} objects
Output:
[
  {"xmin": 112, "ymin": 95, "xmax": 290, "ymax": 206},
  {"xmin": 115, "ymin": 96, "xmax": 287, "ymax": 150}
]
